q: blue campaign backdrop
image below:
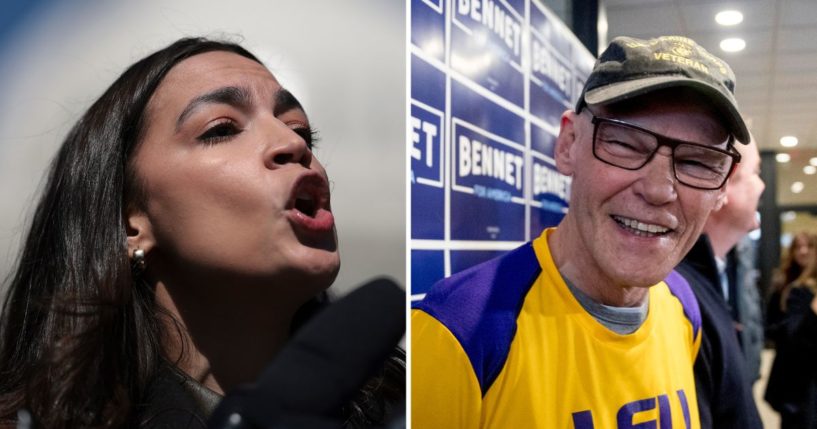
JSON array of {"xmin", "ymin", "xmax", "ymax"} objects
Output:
[{"xmin": 409, "ymin": 0, "xmax": 595, "ymax": 298}]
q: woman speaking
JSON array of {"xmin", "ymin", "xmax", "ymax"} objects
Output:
[{"xmin": 0, "ymin": 38, "xmax": 403, "ymax": 428}]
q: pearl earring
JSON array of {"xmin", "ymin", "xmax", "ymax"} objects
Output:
[{"xmin": 132, "ymin": 248, "xmax": 146, "ymax": 274}]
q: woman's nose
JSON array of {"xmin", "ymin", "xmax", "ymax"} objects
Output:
[{"xmin": 264, "ymin": 121, "xmax": 312, "ymax": 170}]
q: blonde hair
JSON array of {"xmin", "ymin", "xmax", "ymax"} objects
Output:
[{"xmin": 779, "ymin": 231, "xmax": 817, "ymax": 311}]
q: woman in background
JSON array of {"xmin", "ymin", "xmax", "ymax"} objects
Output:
[
  {"xmin": 0, "ymin": 38, "xmax": 403, "ymax": 428},
  {"xmin": 765, "ymin": 231, "xmax": 817, "ymax": 429},
  {"xmin": 767, "ymin": 232, "xmax": 817, "ymax": 339}
]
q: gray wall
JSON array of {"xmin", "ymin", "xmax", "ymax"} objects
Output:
[{"xmin": 0, "ymin": 1, "xmax": 405, "ymax": 297}]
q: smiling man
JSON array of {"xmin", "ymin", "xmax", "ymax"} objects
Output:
[{"xmin": 412, "ymin": 35, "xmax": 750, "ymax": 428}]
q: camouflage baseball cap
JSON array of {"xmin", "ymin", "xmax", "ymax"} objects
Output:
[{"xmin": 576, "ymin": 35, "xmax": 750, "ymax": 144}]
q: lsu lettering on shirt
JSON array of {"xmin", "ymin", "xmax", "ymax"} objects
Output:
[{"xmin": 412, "ymin": 228, "xmax": 702, "ymax": 428}]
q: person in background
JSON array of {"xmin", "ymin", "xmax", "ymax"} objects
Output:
[
  {"xmin": 765, "ymin": 231, "xmax": 817, "ymax": 429},
  {"xmin": 767, "ymin": 231, "xmax": 817, "ymax": 336},
  {"xmin": 673, "ymin": 134, "xmax": 765, "ymax": 429},
  {"xmin": 412, "ymin": 35, "xmax": 750, "ymax": 428},
  {"xmin": 729, "ymin": 233, "xmax": 765, "ymax": 385}
]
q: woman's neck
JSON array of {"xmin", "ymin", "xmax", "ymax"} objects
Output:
[{"xmin": 154, "ymin": 280, "xmax": 301, "ymax": 394}]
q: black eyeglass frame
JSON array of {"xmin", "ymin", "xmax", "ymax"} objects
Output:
[{"xmin": 587, "ymin": 113, "xmax": 741, "ymax": 191}]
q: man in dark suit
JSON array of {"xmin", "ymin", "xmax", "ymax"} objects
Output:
[{"xmin": 675, "ymin": 134, "xmax": 765, "ymax": 429}]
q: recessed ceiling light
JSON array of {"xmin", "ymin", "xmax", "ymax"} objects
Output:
[
  {"xmin": 811, "ymin": 157, "xmax": 817, "ymax": 167},
  {"xmin": 780, "ymin": 136, "xmax": 799, "ymax": 147},
  {"xmin": 782, "ymin": 211, "xmax": 797, "ymax": 222},
  {"xmin": 791, "ymin": 181, "xmax": 805, "ymax": 194},
  {"xmin": 715, "ymin": 10, "xmax": 744, "ymax": 26},
  {"xmin": 776, "ymin": 153, "xmax": 791, "ymax": 163},
  {"xmin": 720, "ymin": 38, "xmax": 746, "ymax": 53},
  {"xmin": 804, "ymin": 165, "xmax": 817, "ymax": 175}
]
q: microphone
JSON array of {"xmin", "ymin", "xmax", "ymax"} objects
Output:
[{"xmin": 208, "ymin": 277, "xmax": 405, "ymax": 428}]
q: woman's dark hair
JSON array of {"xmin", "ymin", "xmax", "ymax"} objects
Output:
[{"xmin": 0, "ymin": 37, "xmax": 404, "ymax": 428}]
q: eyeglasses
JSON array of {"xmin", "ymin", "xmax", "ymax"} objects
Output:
[{"xmin": 587, "ymin": 112, "xmax": 741, "ymax": 190}]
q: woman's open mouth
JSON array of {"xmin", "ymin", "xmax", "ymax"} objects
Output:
[{"xmin": 286, "ymin": 172, "xmax": 334, "ymax": 233}]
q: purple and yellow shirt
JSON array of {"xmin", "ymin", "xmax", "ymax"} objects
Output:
[{"xmin": 412, "ymin": 228, "xmax": 702, "ymax": 428}]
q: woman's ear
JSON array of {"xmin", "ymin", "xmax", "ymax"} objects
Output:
[
  {"xmin": 126, "ymin": 209, "xmax": 155, "ymax": 258},
  {"xmin": 555, "ymin": 110, "xmax": 578, "ymax": 176}
]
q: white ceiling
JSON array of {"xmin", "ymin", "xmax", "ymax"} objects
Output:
[{"xmin": 605, "ymin": 0, "xmax": 817, "ymax": 206}]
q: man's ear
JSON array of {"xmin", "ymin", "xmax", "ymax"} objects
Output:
[
  {"xmin": 713, "ymin": 189, "xmax": 728, "ymax": 212},
  {"xmin": 126, "ymin": 209, "xmax": 155, "ymax": 259},
  {"xmin": 555, "ymin": 110, "xmax": 578, "ymax": 176}
]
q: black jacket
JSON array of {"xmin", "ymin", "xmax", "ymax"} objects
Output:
[
  {"xmin": 135, "ymin": 358, "xmax": 405, "ymax": 429},
  {"xmin": 136, "ymin": 365, "xmax": 216, "ymax": 428},
  {"xmin": 675, "ymin": 235, "xmax": 763, "ymax": 429},
  {"xmin": 764, "ymin": 286, "xmax": 817, "ymax": 427}
]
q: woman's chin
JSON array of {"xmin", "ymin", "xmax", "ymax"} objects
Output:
[
  {"xmin": 286, "ymin": 248, "xmax": 340, "ymax": 290},
  {"xmin": 312, "ymin": 254, "xmax": 341, "ymax": 289}
]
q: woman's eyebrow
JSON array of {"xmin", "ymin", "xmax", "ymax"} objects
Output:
[
  {"xmin": 176, "ymin": 86, "xmax": 252, "ymax": 130},
  {"xmin": 273, "ymin": 89, "xmax": 304, "ymax": 116}
]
